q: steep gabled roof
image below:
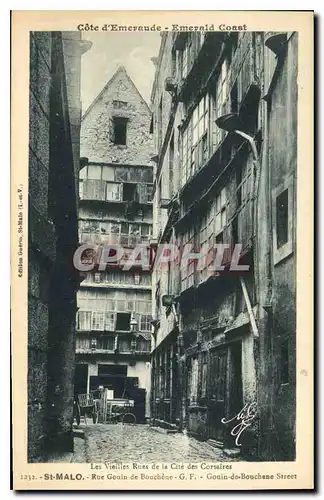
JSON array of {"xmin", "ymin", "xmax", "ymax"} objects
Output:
[{"xmin": 82, "ymin": 65, "xmax": 151, "ymax": 121}]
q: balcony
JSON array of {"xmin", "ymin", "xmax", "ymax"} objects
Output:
[
  {"xmin": 80, "ymin": 270, "xmax": 152, "ymax": 291},
  {"xmin": 80, "ymin": 280, "xmax": 151, "ymax": 291},
  {"xmin": 79, "ymin": 179, "xmax": 153, "ymax": 206},
  {"xmin": 78, "ymin": 232, "xmax": 151, "ymax": 248},
  {"xmin": 76, "ymin": 311, "xmax": 153, "ymax": 335},
  {"xmin": 76, "ymin": 335, "xmax": 151, "ymax": 355}
]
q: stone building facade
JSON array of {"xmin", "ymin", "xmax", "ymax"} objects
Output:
[
  {"xmin": 75, "ymin": 67, "xmax": 154, "ymax": 421},
  {"xmin": 28, "ymin": 31, "xmax": 91, "ymax": 461},
  {"xmin": 150, "ymin": 31, "xmax": 297, "ymax": 460}
]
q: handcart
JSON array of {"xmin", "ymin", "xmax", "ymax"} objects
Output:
[
  {"xmin": 103, "ymin": 398, "xmax": 136, "ymax": 424},
  {"xmin": 74, "ymin": 392, "xmax": 99, "ymax": 425}
]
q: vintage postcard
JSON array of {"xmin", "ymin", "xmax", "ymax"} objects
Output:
[{"xmin": 11, "ymin": 10, "xmax": 314, "ymax": 490}]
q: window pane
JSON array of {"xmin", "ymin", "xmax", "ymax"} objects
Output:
[
  {"xmin": 105, "ymin": 313, "xmax": 115, "ymax": 331},
  {"xmin": 106, "ymin": 182, "xmax": 121, "ymax": 201},
  {"xmin": 221, "ymin": 187, "xmax": 226, "ymax": 207},
  {"xmin": 221, "ymin": 208, "xmax": 227, "ymax": 227},
  {"xmin": 198, "ymin": 119, "xmax": 204, "ymax": 139},
  {"xmin": 106, "ymin": 300, "xmax": 115, "ymax": 311},
  {"xmin": 102, "ymin": 166, "xmax": 114, "ymax": 181},
  {"xmin": 215, "ymin": 213, "xmax": 221, "ymax": 233},
  {"xmin": 100, "ymin": 222, "xmax": 110, "ymax": 234},
  {"xmin": 276, "ymin": 189, "xmax": 289, "ymax": 248},
  {"xmin": 130, "ymin": 224, "xmax": 140, "ymax": 234},
  {"xmin": 113, "ymin": 118, "xmax": 127, "ymax": 145},
  {"xmin": 78, "ymin": 311, "xmax": 92, "ymax": 330},
  {"xmin": 114, "ymin": 167, "xmax": 128, "ymax": 182},
  {"xmin": 146, "ymin": 185, "xmax": 154, "ymax": 202},
  {"xmin": 88, "ymin": 165, "xmax": 101, "ymax": 180},
  {"xmin": 92, "ymin": 312, "xmax": 105, "ymax": 331},
  {"xmin": 110, "ymin": 223, "xmax": 120, "ymax": 234},
  {"xmin": 193, "ymin": 107, "xmax": 198, "ymax": 126},
  {"xmin": 141, "ymin": 225, "xmax": 150, "ymax": 236},
  {"xmin": 216, "ymin": 195, "xmax": 221, "ymax": 212},
  {"xmin": 79, "ymin": 167, "xmax": 87, "ymax": 180},
  {"xmin": 142, "ymin": 169, "xmax": 154, "ymax": 183},
  {"xmin": 204, "ymin": 111, "xmax": 208, "ymax": 132}
]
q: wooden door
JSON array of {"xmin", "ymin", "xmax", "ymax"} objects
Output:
[{"xmin": 207, "ymin": 348, "xmax": 228, "ymax": 441}]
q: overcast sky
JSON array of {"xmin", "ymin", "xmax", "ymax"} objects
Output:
[{"xmin": 81, "ymin": 32, "xmax": 161, "ymax": 113}]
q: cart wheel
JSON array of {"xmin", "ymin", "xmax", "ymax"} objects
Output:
[{"xmin": 122, "ymin": 413, "xmax": 136, "ymax": 425}]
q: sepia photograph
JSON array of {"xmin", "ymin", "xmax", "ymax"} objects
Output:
[
  {"xmin": 11, "ymin": 10, "xmax": 313, "ymax": 490},
  {"xmin": 28, "ymin": 27, "xmax": 297, "ymax": 464}
]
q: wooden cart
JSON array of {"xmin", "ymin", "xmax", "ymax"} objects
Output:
[
  {"xmin": 74, "ymin": 392, "xmax": 99, "ymax": 425},
  {"xmin": 102, "ymin": 398, "xmax": 136, "ymax": 424}
]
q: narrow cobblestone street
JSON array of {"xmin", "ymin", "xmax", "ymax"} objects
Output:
[{"xmin": 72, "ymin": 424, "xmax": 238, "ymax": 463}]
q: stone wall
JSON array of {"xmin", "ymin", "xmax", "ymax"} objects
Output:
[
  {"xmin": 28, "ymin": 31, "xmax": 85, "ymax": 462},
  {"xmin": 81, "ymin": 66, "xmax": 154, "ymax": 165},
  {"xmin": 28, "ymin": 31, "xmax": 53, "ymax": 462}
]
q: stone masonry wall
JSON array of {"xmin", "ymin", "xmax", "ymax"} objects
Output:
[
  {"xmin": 28, "ymin": 32, "xmax": 53, "ymax": 462},
  {"xmin": 81, "ymin": 66, "xmax": 154, "ymax": 166}
]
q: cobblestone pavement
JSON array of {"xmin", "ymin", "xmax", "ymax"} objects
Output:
[{"xmin": 72, "ymin": 423, "xmax": 239, "ymax": 463}]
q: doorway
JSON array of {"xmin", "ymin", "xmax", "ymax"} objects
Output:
[
  {"xmin": 74, "ymin": 364, "xmax": 88, "ymax": 395},
  {"xmin": 207, "ymin": 348, "xmax": 228, "ymax": 442},
  {"xmin": 229, "ymin": 341, "xmax": 243, "ymax": 417}
]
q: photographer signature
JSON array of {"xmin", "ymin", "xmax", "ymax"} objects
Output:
[{"xmin": 221, "ymin": 402, "xmax": 257, "ymax": 447}]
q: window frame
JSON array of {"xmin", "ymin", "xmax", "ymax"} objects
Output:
[
  {"xmin": 272, "ymin": 174, "xmax": 294, "ymax": 266},
  {"xmin": 106, "ymin": 181, "xmax": 122, "ymax": 202},
  {"xmin": 112, "ymin": 117, "xmax": 128, "ymax": 146},
  {"xmin": 181, "ymin": 94, "xmax": 209, "ymax": 187},
  {"xmin": 215, "ymin": 187, "xmax": 228, "ymax": 237},
  {"xmin": 199, "ymin": 201, "xmax": 216, "ymax": 282},
  {"xmin": 180, "ymin": 226, "xmax": 197, "ymax": 291}
]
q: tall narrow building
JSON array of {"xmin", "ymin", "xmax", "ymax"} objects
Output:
[
  {"xmin": 75, "ymin": 67, "xmax": 154, "ymax": 420},
  {"xmin": 150, "ymin": 32, "xmax": 297, "ymax": 460}
]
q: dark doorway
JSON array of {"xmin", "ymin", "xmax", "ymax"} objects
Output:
[
  {"xmin": 229, "ymin": 341, "xmax": 243, "ymax": 417},
  {"xmin": 207, "ymin": 347, "xmax": 228, "ymax": 442},
  {"xmin": 90, "ymin": 365, "xmax": 133, "ymax": 399},
  {"xmin": 74, "ymin": 364, "xmax": 88, "ymax": 395},
  {"xmin": 98, "ymin": 364, "xmax": 127, "ymax": 376},
  {"xmin": 123, "ymin": 183, "xmax": 137, "ymax": 202}
]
